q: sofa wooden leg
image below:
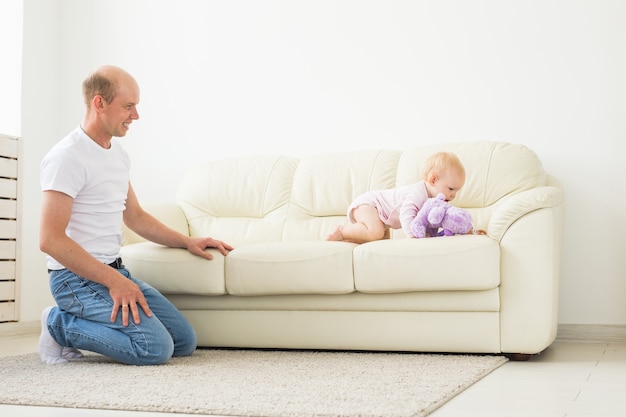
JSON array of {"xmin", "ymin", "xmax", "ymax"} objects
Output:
[{"xmin": 504, "ymin": 353, "xmax": 534, "ymax": 361}]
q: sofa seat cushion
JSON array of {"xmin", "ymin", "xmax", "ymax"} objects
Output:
[
  {"xmin": 225, "ymin": 241, "xmax": 356, "ymax": 295},
  {"xmin": 354, "ymin": 235, "xmax": 500, "ymax": 293},
  {"xmin": 120, "ymin": 242, "xmax": 227, "ymax": 295}
]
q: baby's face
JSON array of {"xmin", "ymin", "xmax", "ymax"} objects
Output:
[{"xmin": 430, "ymin": 169, "xmax": 465, "ymax": 202}]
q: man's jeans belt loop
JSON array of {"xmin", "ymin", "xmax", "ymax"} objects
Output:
[{"xmin": 47, "ymin": 257, "xmax": 123, "ymax": 273}]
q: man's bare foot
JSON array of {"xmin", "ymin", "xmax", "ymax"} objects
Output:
[{"xmin": 326, "ymin": 226, "xmax": 344, "ymax": 241}]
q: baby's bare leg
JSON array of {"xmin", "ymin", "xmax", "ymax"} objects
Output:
[
  {"xmin": 338, "ymin": 205, "xmax": 386, "ymax": 243},
  {"xmin": 327, "ymin": 226, "xmax": 345, "ymax": 241}
]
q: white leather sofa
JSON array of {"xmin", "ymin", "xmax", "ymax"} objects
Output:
[{"xmin": 121, "ymin": 141, "xmax": 564, "ymax": 358}]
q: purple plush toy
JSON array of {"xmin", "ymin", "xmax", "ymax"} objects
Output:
[{"xmin": 410, "ymin": 193, "xmax": 474, "ymax": 238}]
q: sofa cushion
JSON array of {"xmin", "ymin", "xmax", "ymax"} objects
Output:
[
  {"xmin": 283, "ymin": 149, "xmax": 401, "ymax": 241},
  {"xmin": 353, "ymin": 235, "xmax": 500, "ymax": 293},
  {"xmin": 225, "ymin": 241, "xmax": 356, "ymax": 295},
  {"xmin": 176, "ymin": 155, "xmax": 299, "ymax": 246},
  {"xmin": 396, "ymin": 141, "xmax": 547, "ymax": 208},
  {"xmin": 120, "ymin": 242, "xmax": 227, "ymax": 295}
]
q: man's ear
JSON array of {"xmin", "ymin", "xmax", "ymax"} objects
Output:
[{"xmin": 92, "ymin": 95, "xmax": 105, "ymax": 112}]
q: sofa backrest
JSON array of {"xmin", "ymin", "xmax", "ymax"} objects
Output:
[
  {"xmin": 282, "ymin": 149, "xmax": 401, "ymax": 241},
  {"xmin": 176, "ymin": 155, "xmax": 299, "ymax": 245},
  {"xmin": 175, "ymin": 142, "xmax": 546, "ymax": 245},
  {"xmin": 396, "ymin": 141, "xmax": 546, "ymax": 208}
]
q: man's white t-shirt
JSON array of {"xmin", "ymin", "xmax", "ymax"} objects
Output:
[{"xmin": 40, "ymin": 126, "xmax": 131, "ymax": 270}]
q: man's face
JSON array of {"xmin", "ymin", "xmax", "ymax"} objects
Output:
[{"xmin": 102, "ymin": 77, "xmax": 140, "ymax": 138}]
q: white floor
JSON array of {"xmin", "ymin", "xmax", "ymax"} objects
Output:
[{"xmin": 1, "ymin": 322, "xmax": 625, "ymax": 417}]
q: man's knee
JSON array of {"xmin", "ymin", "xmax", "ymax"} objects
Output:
[
  {"xmin": 132, "ymin": 335, "xmax": 174, "ymax": 365},
  {"xmin": 173, "ymin": 332, "xmax": 197, "ymax": 358}
]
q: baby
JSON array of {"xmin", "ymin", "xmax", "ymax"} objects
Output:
[{"xmin": 327, "ymin": 151, "xmax": 467, "ymax": 243}]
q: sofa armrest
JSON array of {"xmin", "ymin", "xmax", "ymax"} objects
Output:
[
  {"xmin": 493, "ymin": 186, "xmax": 565, "ymax": 354},
  {"xmin": 487, "ymin": 186, "xmax": 564, "ymax": 242},
  {"xmin": 122, "ymin": 203, "xmax": 190, "ymax": 246}
]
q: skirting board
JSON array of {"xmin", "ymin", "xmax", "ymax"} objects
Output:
[
  {"xmin": 556, "ymin": 324, "xmax": 626, "ymax": 344},
  {"xmin": 1, "ymin": 321, "xmax": 625, "ymax": 344},
  {"xmin": 0, "ymin": 320, "xmax": 39, "ymax": 337}
]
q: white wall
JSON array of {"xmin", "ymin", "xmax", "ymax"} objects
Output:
[
  {"xmin": 0, "ymin": 0, "xmax": 22, "ymax": 137},
  {"xmin": 20, "ymin": 0, "xmax": 63, "ymax": 319},
  {"xmin": 20, "ymin": 0, "xmax": 626, "ymax": 324}
]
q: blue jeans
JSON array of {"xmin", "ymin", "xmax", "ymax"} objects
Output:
[{"xmin": 46, "ymin": 266, "xmax": 197, "ymax": 365}]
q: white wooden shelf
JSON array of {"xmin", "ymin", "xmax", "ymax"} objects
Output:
[{"xmin": 0, "ymin": 134, "xmax": 18, "ymax": 322}]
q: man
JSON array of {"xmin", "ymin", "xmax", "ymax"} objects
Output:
[{"xmin": 38, "ymin": 65, "xmax": 233, "ymax": 365}]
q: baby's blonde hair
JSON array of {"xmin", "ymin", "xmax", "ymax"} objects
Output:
[{"xmin": 421, "ymin": 152, "xmax": 465, "ymax": 181}]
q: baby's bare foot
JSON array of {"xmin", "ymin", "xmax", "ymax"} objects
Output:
[{"xmin": 326, "ymin": 226, "xmax": 344, "ymax": 241}]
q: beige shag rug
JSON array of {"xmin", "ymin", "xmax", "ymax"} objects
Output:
[{"xmin": 0, "ymin": 348, "xmax": 506, "ymax": 416}]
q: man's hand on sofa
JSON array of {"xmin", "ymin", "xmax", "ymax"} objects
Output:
[{"xmin": 186, "ymin": 236, "xmax": 234, "ymax": 260}]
